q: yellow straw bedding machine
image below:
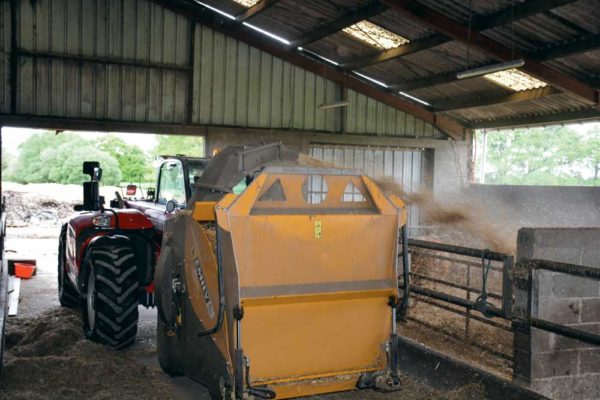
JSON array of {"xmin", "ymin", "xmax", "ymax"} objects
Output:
[{"xmin": 155, "ymin": 144, "xmax": 409, "ymax": 399}]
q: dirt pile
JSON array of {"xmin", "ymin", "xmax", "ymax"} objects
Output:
[
  {"xmin": 3, "ymin": 190, "xmax": 77, "ymax": 227},
  {"xmin": 0, "ymin": 308, "xmax": 176, "ymax": 400},
  {"xmin": 375, "ymin": 178, "xmax": 516, "ymax": 254}
]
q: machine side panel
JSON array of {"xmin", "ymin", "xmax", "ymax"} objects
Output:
[{"xmin": 221, "ymin": 172, "xmax": 401, "ymax": 396}]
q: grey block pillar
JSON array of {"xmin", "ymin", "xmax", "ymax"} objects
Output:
[{"xmin": 515, "ymin": 228, "xmax": 600, "ymax": 400}]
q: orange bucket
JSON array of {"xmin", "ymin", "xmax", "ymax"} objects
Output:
[{"xmin": 14, "ymin": 263, "xmax": 36, "ymax": 279}]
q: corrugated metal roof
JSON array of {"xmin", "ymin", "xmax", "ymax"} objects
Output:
[
  {"xmin": 419, "ymin": 0, "xmax": 521, "ymax": 25},
  {"xmin": 444, "ymin": 92, "xmax": 590, "ymax": 123},
  {"xmin": 412, "ymin": 79, "xmax": 512, "ymax": 105},
  {"xmin": 5, "ymin": 0, "xmax": 599, "ymax": 130},
  {"xmin": 369, "ymin": 9, "xmax": 436, "ymax": 41},
  {"xmin": 206, "ymin": 0, "xmax": 600, "ymax": 128}
]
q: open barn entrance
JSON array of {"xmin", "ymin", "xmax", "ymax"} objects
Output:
[{"xmin": 0, "ymin": 126, "xmax": 211, "ymax": 399}]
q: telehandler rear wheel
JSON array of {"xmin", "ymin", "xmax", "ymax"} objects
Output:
[
  {"xmin": 83, "ymin": 244, "xmax": 139, "ymax": 350},
  {"xmin": 58, "ymin": 224, "xmax": 79, "ymax": 308}
]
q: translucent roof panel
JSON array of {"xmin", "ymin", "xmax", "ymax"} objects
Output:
[
  {"xmin": 483, "ymin": 69, "xmax": 548, "ymax": 92},
  {"xmin": 343, "ymin": 20, "xmax": 410, "ymax": 50},
  {"xmin": 232, "ymin": 0, "xmax": 260, "ymax": 7}
]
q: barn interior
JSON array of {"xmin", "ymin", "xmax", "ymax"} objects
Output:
[{"xmin": 0, "ymin": 1, "xmax": 598, "ymax": 399}]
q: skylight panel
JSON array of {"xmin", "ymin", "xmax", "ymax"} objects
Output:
[
  {"xmin": 483, "ymin": 69, "xmax": 547, "ymax": 92},
  {"xmin": 343, "ymin": 21, "xmax": 409, "ymax": 50},
  {"xmin": 232, "ymin": 0, "xmax": 260, "ymax": 7}
]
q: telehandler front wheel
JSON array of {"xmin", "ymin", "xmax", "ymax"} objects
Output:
[
  {"xmin": 83, "ymin": 244, "xmax": 139, "ymax": 350},
  {"xmin": 58, "ymin": 225, "xmax": 79, "ymax": 308}
]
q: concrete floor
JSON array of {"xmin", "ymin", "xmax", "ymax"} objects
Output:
[{"xmin": 5, "ymin": 227, "xmax": 212, "ymax": 400}]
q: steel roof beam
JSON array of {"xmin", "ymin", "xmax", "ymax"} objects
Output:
[
  {"xmin": 235, "ymin": 0, "xmax": 281, "ymax": 22},
  {"xmin": 289, "ymin": 2, "xmax": 386, "ymax": 48},
  {"xmin": 390, "ymin": 62, "xmax": 499, "ymax": 91},
  {"xmin": 468, "ymin": 108, "xmax": 600, "ymax": 129},
  {"xmin": 346, "ymin": 0, "xmax": 578, "ymax": 69},
  {"xmin": 391, "ymin": 32, "xmax": 600, "ymax": 92},
  {"xmin": 381, "ymin": 0, "xmax": 598, "ymax": 104},
  {"xmin": 433, "ymin": 86, "xmax": 560, "ymax": 113},
  {"xmin": 532, "ymin": 34, "xmax": 600, "ymax": 61},
  {"xmin": 344, "ymin": 35, "xmax": 447, "ymax": 69}
]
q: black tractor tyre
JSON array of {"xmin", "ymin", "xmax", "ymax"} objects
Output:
[
  {"xmin": 58, "ymin": 224, "xmax": 80, "ymax": 308},
  {"xmin": 157, "ymin": 319, "xmax": 183, "ymax": 377},
  {"xmin": 83, "ymin": 244, "xmax": 139, "ymax": 350}
]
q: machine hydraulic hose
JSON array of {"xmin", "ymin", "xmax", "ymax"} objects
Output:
[
  {"xmin": 397, "ymin": 225, "xmax": 410, "ymax": 320},
  {"xmin": 474, "ymin": 249, "xmax": 495, "ymax": 318},
  {"xmin": 197, "ymin": 225, "xmax": 225, "ymax": 337}
]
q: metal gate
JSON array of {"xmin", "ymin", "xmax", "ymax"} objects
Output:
[{"xmin": 309, "ymin": 144, "xmax": 423, "ymax": 228}]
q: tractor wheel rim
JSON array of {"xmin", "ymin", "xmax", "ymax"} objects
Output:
[{"xmin": 87, "ymin": 270, "xmax": 96, "ymax": 331}]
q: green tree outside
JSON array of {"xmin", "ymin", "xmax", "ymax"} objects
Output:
[
  {"xmin": 153, "ymin": 135, "xmax": 205, "ymax": 158},
  {"xmin": 97, "ymin": 135, "xmax": 152, "ymax": 183},
  {"xmin": 2, "ymin": 148, "xmax": 13, "ymax": 179},
  {"xmin": 578, "ymin": 126, "xmax": 600, "ymax": 181},
  {"xmin": 41, "ymin": 142, "xmax": 122, "ymax": 185},
  {"xmin": 479, "ymin": 125, "xmax": 600, "ymax": 186},
  {"xmin": 9, "ymin": 132, "xmax": 121, "ymax": 185},
  {"xmin": 5, "ymin": 131, "xmax": 206, "ymax": 186},
  {"xmin": 9, "ymin": 132, "xmax": 76, "ymax": 183}
]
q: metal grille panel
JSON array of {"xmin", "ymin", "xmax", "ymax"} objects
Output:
[{"xmin": 309, "ymin": 144, "xmax": 423, "ymax": 227}]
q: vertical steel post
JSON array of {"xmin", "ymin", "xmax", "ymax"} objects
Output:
[
  {"xmin": 9, "ymin": 0, "xmax": 18, "ymax": 115},
  {"xmin": 502, "ymin": 255, "xmax": 514, "ymax": 318},
  {"xmin": 465, "ymin": 262, "xmax": 471, "ymax": 339}
]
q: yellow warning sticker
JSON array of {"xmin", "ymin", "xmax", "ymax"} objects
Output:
[{"xmin": 315, "ymin": 220, "xmax": 322, "ymax": 239}]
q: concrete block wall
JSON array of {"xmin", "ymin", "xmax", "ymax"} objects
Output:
[
  {"xmin": 516, "ymin": 228, "xmax": 600, "ymax": 400},
  {"xmin": 467, "ymin": 185, "xmax": 600, "ymax": 229}
]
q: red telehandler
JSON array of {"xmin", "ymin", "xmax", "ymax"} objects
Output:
[{"xmin": 58, "ymin": 156, "xmax": 209, "ymax": 349}]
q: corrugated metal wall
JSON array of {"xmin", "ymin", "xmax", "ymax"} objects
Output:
[
  {"xmin": 192, "ymin": 25, "xmax": 339, "ymax": 132},
  {"xmin": 345, "ymin": 90, "xmax": 445, "ymax": 139},
  {"xmin": 14, "ymin": 0, "xmax": 191, "ymax": 122},
  {"xmin": 309, "ymin": 144, "xmax": 423, "ymax": 227},
  {"xmin": 0, "ymin": 0, "xmax": 445, "ymax": 139},
  {"xmin": 0, "ymin": 1, "xmax": 10, "ymax": 114}
]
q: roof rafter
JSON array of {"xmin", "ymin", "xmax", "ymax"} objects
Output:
[
  {"xmin": 532, "ymin": 34, "xmax": 600, "ymax": 61},
  {"xmin": 344, "ymin": 35, "xmax": 447, "ymax": 69},
  {"xmin": 380, "ymin": 0, "xmax": 599, "ymax": 104},
  {"xmin": 345, "ymin": 0, "xmax": 578, "ymax": 69},
  {"xmin": 235, "ymin": 0, "xmax": 281, "ymax": 22},
  {"xmin": 289, "ymin": 2, "xmax": 387, "ymax": 48},
  {"xmin": 434, "ymin": 86, "xmax": 560, "ymax": 113},
  {"xmin": 390, "ymin": 64, "xmax": 493, "ymax": 91},
  {"xmin": 148, "ymin": 0, "xmax": 466, "ymax": 139},
  {"xmin": 469, "ymin": 108, "xmax": 600, "ymax": 129},
  {"xmin": 391, "ymin": 32, "xmax": 600, "ymax": 91}
]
